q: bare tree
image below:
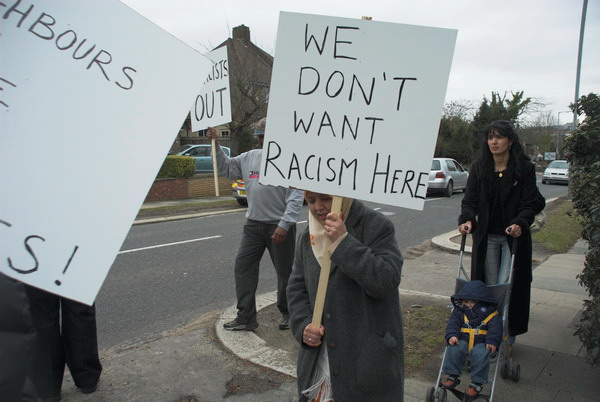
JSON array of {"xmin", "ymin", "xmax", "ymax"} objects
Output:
[
  {"xmin": 227, "ymin": 53, "xmax": 271, "ymax": 154},
  {"xmin": 221, "ymin": 25, "xmax": 273, "ymax": 155},
  {"xmin": 443, "ymin": 99, "xmax": 476, "ymax": 120},
  {"xmin": 520, "ymin": 111, "xmax": 557, "ymax": 159}
]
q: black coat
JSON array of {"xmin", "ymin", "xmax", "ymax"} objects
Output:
[
  {"xmin": 0, "ymin": 273, "xmax": 37, "ymax": 401},
  {"xmin": 458, "ymin": 159, "xmax": 539, "ymax": 336}
]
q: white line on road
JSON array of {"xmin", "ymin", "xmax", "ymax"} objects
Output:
[{"xmin": 118, "ymin": 235, "xmax": 222, "ymax": 254}]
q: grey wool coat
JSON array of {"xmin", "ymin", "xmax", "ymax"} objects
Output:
[{"xmin": 287, "ymin": 201, "xmax": 405, "ymax": 401}]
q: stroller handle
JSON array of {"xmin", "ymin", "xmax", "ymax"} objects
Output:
[
  {"xmin": 460, "ymin": 234, "xmax": 467, "ymax": 252},
  {"xmin": 511, "ymin": 235, "xmax": 519, "ymax": 256}
]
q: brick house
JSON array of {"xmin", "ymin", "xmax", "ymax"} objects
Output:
[{"xmin": 176, "ymin": 25, "xmax": 273, "ymax": 156}]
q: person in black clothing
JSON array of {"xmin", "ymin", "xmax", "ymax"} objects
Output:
[
  {"xmin": 26, "ymin": 287, "xmax": 102, "ymax": 401},
  {"xmin": 0, "ymin": 273, "xmax": 37, "ymax": 402},
  {"xmin": 458, "ymin": 120, "xmax": 543, "ymax": 342}
]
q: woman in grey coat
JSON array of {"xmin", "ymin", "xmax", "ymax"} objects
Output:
[{"xmin": 287, "ymin": 192, "xmax": 404, "ymax": 401}]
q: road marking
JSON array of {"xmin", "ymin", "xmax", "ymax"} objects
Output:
[
  {"xmin": 118, "ymin": 235, "xmax": 222, "ymax": 254},
  {"xmin": 298, "ymin": 220, "xmax": 307, "ymax": 224},
  {"xmin": 426, "ymin": 197, "xmax": 443, "ymax": 201},
  {"xmin": 374, "ymin": 207, "xmax": 381, "ymax": 211}
]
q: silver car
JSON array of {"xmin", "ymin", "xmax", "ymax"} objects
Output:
[
  {"xmin": 542, "ymin": 160, "xmax": 569, "ymax": 185},
  {"xmin": 427, "ymin": 158, "xmax": 469, "ymax": 197},
  {"xmin": 169, "ymin": 144, "xmax": 231, "ymax": 173}
]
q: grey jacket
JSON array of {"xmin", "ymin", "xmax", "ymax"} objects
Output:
[
  {"xmin": 287, "ymin": 201, "xmax": 405, "ymax": 401},
  {"xmin": 215, "ymin": 145, "xmax": 303, "ymax": 230}
]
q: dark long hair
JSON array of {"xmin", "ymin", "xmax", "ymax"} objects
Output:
[{"xmin": 472, "ymin": 120, "xmax": 529, "ymax": 179}]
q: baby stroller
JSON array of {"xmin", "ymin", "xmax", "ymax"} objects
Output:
[{"xmin": 425, "ymin": 235, "xmax": 520, "ymax": 402}]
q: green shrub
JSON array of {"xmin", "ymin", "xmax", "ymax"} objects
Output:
[
  {"xmin": 565, "ymin": 93, "xmax": 600, "ymax": 367},
  {"xmin": 156, "ymin": 155, "xmax": 194, "ymax": 179}
]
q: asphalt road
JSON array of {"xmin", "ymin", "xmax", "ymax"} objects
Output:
[{"xmin": 96, "ymin": 180, "xmax": 568, "ymax": 351}]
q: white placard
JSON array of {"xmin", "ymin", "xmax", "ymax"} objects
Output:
[
  {"xmin": 0, "ymin": 0, "xmax": 211, "ymax": 304},
  {"xmin": 191, "ymin": 46, "xmax": 232, "ymax": 131},
  {"xmin": 260, "ymin": 12, "xmax": 456, "ymax": 210}
]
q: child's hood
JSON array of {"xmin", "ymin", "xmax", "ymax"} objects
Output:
[{"xmin": 451, "ymin": 280, "xmax": 498, "ymax": 309}]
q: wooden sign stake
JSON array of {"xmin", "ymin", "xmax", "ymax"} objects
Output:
[
  {"xmin": 311, "ymin": 195, "xmax": 344, "ymax": 328},
  {"xmin": 211, "ymin": 138, "xmax": 220, "ymax": 196}
]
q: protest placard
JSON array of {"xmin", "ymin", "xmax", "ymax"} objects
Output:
[
  {"xmin": 191, "ymin": 46, "xmax": 232, "ymax": 132},
  {"xmin": 260, "ymin": 12, "xmax": 457, "ymax": 211},
  {"xmin": 0, "ymin": 0, "xmax": 211, "ymax": 305},
  {"xmin": 190, "ymin": 46, "xmax": 231, "ymax": 196}
]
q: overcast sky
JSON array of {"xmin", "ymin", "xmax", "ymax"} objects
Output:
[{"xmin": 122, "ymin": 0, "xmax": 599, "ymax": 125}]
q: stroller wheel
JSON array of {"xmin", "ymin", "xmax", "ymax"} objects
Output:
[
  {"xmin": 426, "ymin": 386, "xmax": 435, "ymax": 401},
  {"xmin": 500, "ymin": 362, "xmax": 508, "ymax": 379},
  {"xmin": 440, "ymin": 388, "xmax": 448, "ymax": 402},
  {"xmin": 512, "ymin": 364, "xmax": 521, "ymax": 382}
]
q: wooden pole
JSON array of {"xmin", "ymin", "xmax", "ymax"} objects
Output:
[
  {"xmin": 211, "ymin": 138, "xmax": 220, "ymax": 196},
  {"xmin": 311, "ymin": 195, "xmax": 344, "ymax": 328}
]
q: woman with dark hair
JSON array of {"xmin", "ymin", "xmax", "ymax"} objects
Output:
[{"xmin": 458, "ymin": 120, "xmax": 543, "ymax": 341}]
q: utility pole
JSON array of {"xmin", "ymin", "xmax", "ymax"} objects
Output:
[{"xmin": 573, "ymin": 0, "xmax": 588, "ymax": 128}]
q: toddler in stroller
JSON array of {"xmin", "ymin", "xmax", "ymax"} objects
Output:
[{"xmin": 440, "ymin": 280, "xmax": 502, "ymax": 399}]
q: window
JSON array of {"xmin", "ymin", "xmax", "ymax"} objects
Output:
[
  {"xmin": 185, "ymin": 146, "xmax": 210, "ymax": 157},
  {"xmin": 446, "ymin": 160, "xmax": 457, "ymax": 171},
  {"xmin": 198, "ymin": 129, "xmax": 207, "ymax": 137},
  {"xmin": 220, "ymin": 130, "xmax": 230, "ymax": 137},
  {"xmin": 431, "ymin": 160, "xmax": 441, "ymax": 170},
  {"xmin": 549, "ymin": 161, "xmax": 568, "ymax": 169},
  {"xmin": 453, "ymin": 161, "xmax": 464, "ymax": 172}
]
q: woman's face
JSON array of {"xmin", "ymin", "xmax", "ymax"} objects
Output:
[
  {"xmin": 487, "ymin": 129, "xmax": 513, "ymax": 157},
  {"xmin": 305, "ymin": 191, "xmax": 332, "ymax": 222}
]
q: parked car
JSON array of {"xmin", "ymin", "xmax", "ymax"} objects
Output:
[
  {"xmin": 542, "ymin": 160, "xmax": 570, "ymax": 185},
  {"xmin": 232, "ymin": 180, "xmax": 247, "ymax": 206},
  {"xmin": 428, "ymin": 158, "xmax": 469, "ymax": 197},
  {"xmin": 232, "ymin": 180, "xmax": 307, "ymax": 207},
  {"xmin": 169, "ymin": 144, "xmax": 231, "ymax": 173}
]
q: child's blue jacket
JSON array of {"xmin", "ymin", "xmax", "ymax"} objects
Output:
[{"xmin": 444, "ymin": 280, "xmax": 503, "ymax": 348}]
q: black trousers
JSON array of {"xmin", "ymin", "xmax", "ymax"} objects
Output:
[
  {"xmin": 234, "ymin": 220, "xmax": 296, "ymax": 323},
  {"xmin": 26, "ymin": 286, "xmax": 102, "ymax": 398}
]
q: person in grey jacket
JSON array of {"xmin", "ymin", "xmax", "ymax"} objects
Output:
[
  {"xmin": 287, "ymin": 191, "xmax": 405, "ymax": 401},
  {"xmin": 207, "ymin": 119, "xmax": 304, "ymax": 331}
]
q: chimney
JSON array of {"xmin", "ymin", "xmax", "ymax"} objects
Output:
[{"xmin": 232, "ymin": 25, "xmax": 251, "ymax": 42}]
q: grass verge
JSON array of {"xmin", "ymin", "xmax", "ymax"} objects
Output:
[
  {"xmin": 136, "ymin": 200, "xmax": 241, "ymax": 219},
  {"xmin": 532, "ymin": 198, "xmax": 583, "ymax": 253},
  {"xmin": 404, "ymin": 304, "xmax": 448, "ymax": 376}
]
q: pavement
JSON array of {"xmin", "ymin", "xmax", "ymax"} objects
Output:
[{"xmin": 59, "ymin": 197, "xmax": 600, "ymax": 401}]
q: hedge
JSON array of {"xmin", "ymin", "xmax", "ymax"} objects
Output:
[
  {"xmin": 156, "ymin": 155, "xmax": 195, "ymax": 179},
  {"xmin": 566, "ymin": 93, "xmax": 600, "ymax": 367}
]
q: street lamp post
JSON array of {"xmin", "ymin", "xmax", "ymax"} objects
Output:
[{"xmin": 556, "ymin": 111, "xmax": 571, "ymax": 157}]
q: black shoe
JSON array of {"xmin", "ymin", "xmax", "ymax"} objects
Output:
[
  {"xmin": 79, "ymin": 383, "xmax": 98, "ymax": 394},
  {"xmin": 223, "ymin": 318, "xmax": 258, "ymax": 331},
  {"xmin": 278, "ymin": 316, "xmax": 290, "ymax": 330}
]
